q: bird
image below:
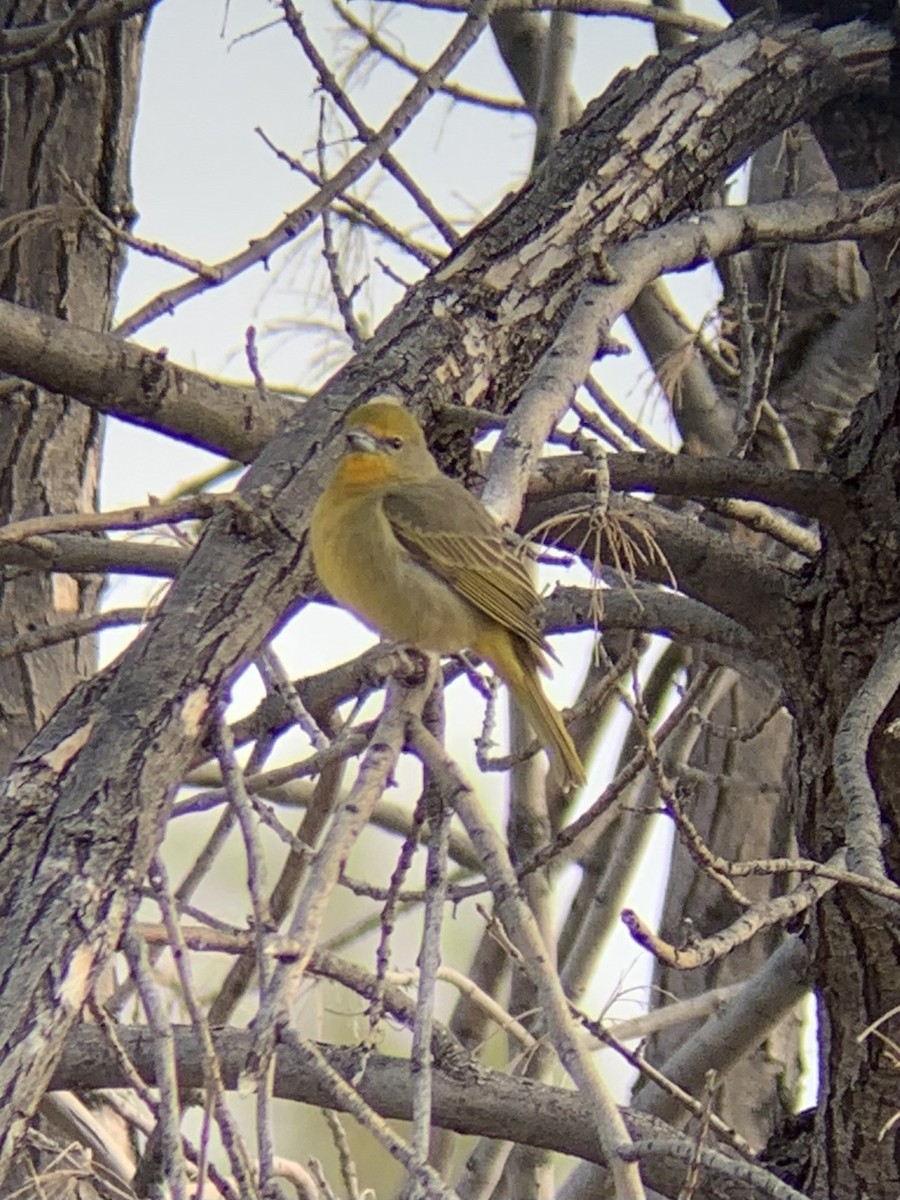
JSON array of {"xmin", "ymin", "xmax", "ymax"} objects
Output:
[{"xmin": 310, "ymin": 399, "xmax": 586, "ymax": 789}]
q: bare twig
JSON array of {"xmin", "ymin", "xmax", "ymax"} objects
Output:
[
  {"xmin": 63, "ymin": 174, "xmax": 219, "ymax": 278},
  {"xmin": 523, "ymin": 667, "xmax": 717, "ymax": 875},
  {"xmin": 282, "ymin": 1031, "xmax": 460, "ymax": 1199},
  {"xmin": 411, "ymin": 724, "xmax": 646, "ymax": 1200},
  {"xmin": 0, "ymin": 607, "xmax": 147, "ymax": 659},
  {"xmin": 213, "ymin": 709, "xmax": 279, "ymax": 1189},
  {"xmin": 256, "ymin": 128, "xmax": 440, "ymax": 268},
  {"xmin": 622, "ymin": 854, "xmax": 842, "ymax": 969},
  {"xmin": 285, "ymin": 4, "xmax": 460, "ymax": 248},
  {"xmin": 334, "ymin": 1, "xmax": 525, "ymax": 112},
  {"xmin": 149, "ymin": 858, "xmax": 259, "ymax": 1198},
  {"xmin": 116, "ymin": 0, "xmax": 495, "ymax": 335},
  {"xmin": 0, "ymin": 493, "xmax": 229, "ymax": 543},
  {"xmin": 407, "ymin": 685, "xmax": 451, "ymax": 1189},
  {"xmin": 122, "ymin": 932, "xmax": 189, "ymax": 1200},
  {"xmin": 249, "ymin": 669, "xmax": 435, "ymax": 1070},
  {"xmin": 561, "ymin": 668, "xmax": 737, "ymax": 1002},
  {"xmin": 392, "ymin": 0, "xmax": 721, "ymax": 35},
  {"xmin": 581, "ymin": 1017, "xmax": 752, "ymax": 1160}
]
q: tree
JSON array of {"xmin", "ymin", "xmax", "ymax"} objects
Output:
[{"xmin": 0, "ymin": 2, "xmax": 898, "ymax": 1198}]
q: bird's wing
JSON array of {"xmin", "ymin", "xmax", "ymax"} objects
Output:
[{"xmin": 383, "ymin": 483, "xmax": 555, "ymax": 664}]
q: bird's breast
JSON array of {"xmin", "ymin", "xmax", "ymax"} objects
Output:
[{"xmin": 311, "ymin": 489, "xmax": 483, "ymax": 653}]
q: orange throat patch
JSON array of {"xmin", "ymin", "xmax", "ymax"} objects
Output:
[{"xmin": 335, "ymin": 452, "xmax": 396, "ymax": 490}]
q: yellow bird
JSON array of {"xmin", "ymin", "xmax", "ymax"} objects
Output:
[{"xmin": 310, "ymin": 400, "xmax": 586, "ymax": 789}]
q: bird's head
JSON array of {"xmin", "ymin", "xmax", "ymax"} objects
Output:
[{"xmin": 336, "ymin": 399, "xmax": 439, "ymax": 486}]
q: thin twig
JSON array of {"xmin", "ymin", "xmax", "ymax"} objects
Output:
[
  {"xmin": 334, "ymin": 0, "xmax": 525, "ymax": 112},
  {"xmin": 315, "ymin": 98, "xmax": 367, "ymax": 350},
  {"xmin": 249, "ymin": 669, "xmax": 435, "ymax": 1071},
  {"xmin": 116, "ymin": 0, "xmax": 495, "ymax": 335},
  {"xmin": 285, "ymin": 1032, "xmax": 461, "ymax": 1198},
  {"xmin": 256, "ymin": 128, "xmax": 439, "ymax": 268},
  {"xmin": 622, "ymin": 853, "xmax": 843, "ymax": 969},
  {"xmin": 214, "ymin": 709, "xmax": 278, "ymax": 1189},
  {"xmin": 150, "ymin": 857, "xmax": 260, "ymax": 1199},
  {"xmin": 0, "ymin": 607, "xmax": 147, "ymax": 659},
  {"xmin": 285, "ymin": 3, "xmax": 460, "ymax": 248},
  {"xmin": 410, "ymin": 723, "xmax": 646, "ymax": 1200},
  {"xmin": 121, "ymin": 932, "xmax": 189, "ymax": 1200},
  {"xmin": 0, "ymin": 493, "xmax": 230, "ymax": 543}
]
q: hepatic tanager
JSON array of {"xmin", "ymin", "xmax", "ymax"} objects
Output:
[{"xmin": 310, "ymin": 399, "xmax": 586, "ymax": 788}]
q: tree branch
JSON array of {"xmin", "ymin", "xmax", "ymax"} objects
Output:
[
  {"xmin": 0, "ymin": 298, "xmax": 292, "ymax": 459},
  {"xmin": 529, "ymin": 450, "xmax": 846, "ymax": 524},
  {"xmin": 53, "ymin": 1026, "xmax": 783, "ymax": 1200},
  {"xmin": 526, "ymin": 491, "xmax": 792, "ymax": 637}
]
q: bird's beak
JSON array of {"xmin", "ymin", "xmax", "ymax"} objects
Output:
[{"xmin": 345, "ymin": 428, "xmax": 378, "ymax": 454}]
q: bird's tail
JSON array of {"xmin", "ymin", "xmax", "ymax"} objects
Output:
[
  {"xmin": 478, "ymin": 631, "xmax": 586, "ymax": 790},
  {"xmin": 512, "ymin": 668, "xmax": 586, "ymax": 791}
]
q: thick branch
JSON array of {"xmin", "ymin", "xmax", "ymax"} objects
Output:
[
  {"xmin": 402, "ymin": 0, "xmax": 722, "ymax": 33},
  {"xmin": 53, "ymin": 1027, "xmax": 784, "ymax": 1200},
  {"xmin": 530, "ymin": 451, "xmax": 846, "ymax": 524},
  {"xmin": 525, "ymin": 492, "xmax": 793, "ymax": 637},
  {"xmin": 0, "ymin": 298, "xmax": 293, "ymax": 459},
  {"xmin": 0, "ymin": 532, "xmax": 187, "ymax": 577},
  {"xmin": 545, "ymin": 585, "xmax": 768, "ymax": 674}
]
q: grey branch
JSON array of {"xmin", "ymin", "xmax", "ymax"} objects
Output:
[
  {"xmin": 833, "ymin": 617, "xmax": 900, "ymax": 884},
  {"xmin": 54, "ymin": 1025, "xmax": 783, "ymax": 1200}
]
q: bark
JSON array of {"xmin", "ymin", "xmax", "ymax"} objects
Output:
[
  {"xmin": 787, "ymin": 93, "xmax": 900, "ymax": 1200},
  {"xmin": 0, "ymin": 1, "xmax": 142, "ymax": 776},
  {"xmin": 0, "ymin": 2, "xmax": 146, "ymax": 1191}
]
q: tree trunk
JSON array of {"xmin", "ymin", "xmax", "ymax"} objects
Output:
[
  {"xmin": 0, "ymin": 2, "xmax": 144, "ymax": 772},
  {"xmin": 786, "ymin": 93, "xmax": 900, "ymax": 1199},
  {"xmin": 640, "ymin": 122, "xmax": 874, "ymax": 1151},
  {"xmin": 0, "ymin": 1, "xmax": 146, "ymax": 1188}
]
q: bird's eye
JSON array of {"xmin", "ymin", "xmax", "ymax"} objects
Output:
[{"xmin": 387, "ymin": 436, "xmax": 404, "ymax": 450}]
